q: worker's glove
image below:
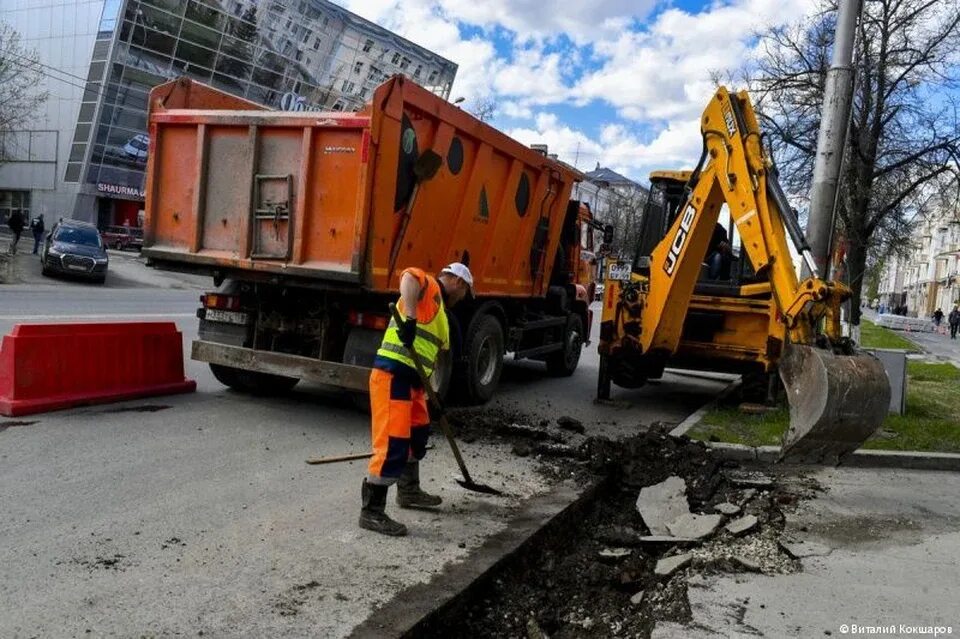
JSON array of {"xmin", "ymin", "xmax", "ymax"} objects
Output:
[{"xmin": 398, "ymin": 317, "xmax": 417, "ymax": 349}]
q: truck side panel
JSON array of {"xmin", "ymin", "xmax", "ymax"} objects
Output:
[{"xmin": 366, "ymin": 78, "xmax": 576, "ymax": 297}]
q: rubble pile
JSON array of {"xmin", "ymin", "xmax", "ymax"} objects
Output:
[{"xmin": 424, "ymin": 428, "xmax": 809, "ymax": 639}]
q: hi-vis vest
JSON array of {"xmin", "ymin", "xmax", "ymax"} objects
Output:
[{"xmin": 377, "ymin": 268, "xmax": 450, "ymax": 376}]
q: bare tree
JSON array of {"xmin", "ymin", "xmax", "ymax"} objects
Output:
[
  {"xmin": 602, "ymin": 186, "xmax": 649, "ymax": 258},
  {"xmin": 0, "ymin": 22, "xmax": 48, "ymax": 165},
  {"xmin": 749, "ymin": 0, "xmax": 960, "ymax": 324},
  {"xmin": 467, "ymin": 96, "xmax": 497, "ymax": 122}
]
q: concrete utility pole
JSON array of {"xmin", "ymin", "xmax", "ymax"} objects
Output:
[{"xmin": 805, "ymin": 0, "xmax": 862, "ymax": 279}]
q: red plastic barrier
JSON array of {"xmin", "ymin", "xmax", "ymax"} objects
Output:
[{"xmin": 0, "ymin": 322, "xmax": 196, "ymax": 417}]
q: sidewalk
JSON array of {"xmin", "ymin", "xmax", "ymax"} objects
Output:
[{"xmin": 862, "ymin": 308, "xmax": 960, "ymax": 367}]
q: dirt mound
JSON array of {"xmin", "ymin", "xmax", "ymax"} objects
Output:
[{"xmin": 411, "ymin": 427, "xmax": 812, "ymax": 638}]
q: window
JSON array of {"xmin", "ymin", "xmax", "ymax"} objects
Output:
[
  {"xmin": 399, "ymin": 56, "xmax": 410, "ymax": 70},
  {"xmin": 302, "ymin": 30, "xmax": 310, "ymax": 44},
  {"xmin": 428, "ymin": 70, "xmax": 438, "ymax": 83},
  {"xmin": 358, "ymin": 86, "xmax": 368, "ymax": 98},
  {"xmin": 368, "ymin": 65, "xmax": 381, "ymax": 81},
  {"xmin": 414, "ymin": 64, "xmax": 422, "ymax": 78},
  {"xmin": 354, "ymin": 61, "xmax": 363, "ymax": 74},
  {"xmin": 341, "ymin": 80, "xmax": 355, "ymax": 93},
  {"xmin": 313, "ymin": 36, "xmax": 321, "ymax": 50},
  {"xmin": 362, "ymin": 39, "xmax": 374, "ymax": 52},
  {"xmin": 0, "ymin": 190, "xmax": 31, "ymax": 227},
  {"xmin": 391, "ymin": 52, "xmax": 401, "ymax": 65},
  {"xmin": 295, "ymin": 49, "xmax": 303, "ymax": 62},
  {"xmin": 332, "ymin": 101, "xmax": 344, "ymax": 111}
]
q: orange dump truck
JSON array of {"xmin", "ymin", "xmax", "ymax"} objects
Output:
[{"xmin": 143, "ymin": 76, "xmax": 603, "ymax": 402}]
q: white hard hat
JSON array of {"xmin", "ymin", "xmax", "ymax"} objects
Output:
[{"xmin": 440, "ymin": 262, "xmax": 474, "ymax": 290}]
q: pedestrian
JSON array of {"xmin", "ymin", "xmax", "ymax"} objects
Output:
[
  {"xmin": 30, "ymin": 213, "xmax": 45, "ymax": 254},
  {"xmin": 933, "ymin": 308, "xmax": 944, "ymax": 327},
  {"xmin": 949, "ymin": 306, "xmax": 960, "ymax": 340},
  {"xmin": 360, "ymin": 262, "xmax": 473, "ymax": 537},
  {"xmin": 6, "ymin": 210, "xmax": 25, "ymax": 254}
]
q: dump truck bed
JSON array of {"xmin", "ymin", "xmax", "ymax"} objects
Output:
[{"xmin": 143, "ymin": 76, "xmax": 580, "ymax": 297}]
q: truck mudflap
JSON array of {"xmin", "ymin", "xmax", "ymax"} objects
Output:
[
  {"xmin": 192, "ymin": 340, "xmax": 370, "ymax": 391},
  {"xmin": 778, "ymin": 343, "xmax": 891, "ymax": 464}
]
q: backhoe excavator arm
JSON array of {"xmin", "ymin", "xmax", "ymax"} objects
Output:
[{"xmin": 639, "ymin": 87, "xmax": 846, "ymax": 355}]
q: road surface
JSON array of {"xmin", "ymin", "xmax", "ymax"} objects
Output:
[{"xmin": 0, "ymin": 275, "xmax": 727, "ymax": 638}]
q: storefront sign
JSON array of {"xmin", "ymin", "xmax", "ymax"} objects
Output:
[
  {"xmin": 279, "ymin": 91, "xmax": 323, "ymax": 112},
  {"xmin": 97, "ymin": 182, "xmax": 145, "ymax": 199}
]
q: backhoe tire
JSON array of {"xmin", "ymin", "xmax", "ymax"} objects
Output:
[
  {"xmin": 546, "ymin": 314, "xmax": 583, "ymax": 377},
  {"xmin": 210, "ymin": 363, "xmax": 299, "ymax": 395},
  {"xmin": 457, "ymin": 314, "xmax": 504, "ymax": 404}
]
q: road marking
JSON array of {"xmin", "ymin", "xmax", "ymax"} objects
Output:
[{"xmin": 0, "ymin": 313, "xmax": 196, "ymax": 320}]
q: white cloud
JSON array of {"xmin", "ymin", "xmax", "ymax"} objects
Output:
[
  {"xmin": 576, "ymin": 0, "xmax": 818, "ymax": 121},
  {"xmin": 336, "ymin": 0, "xmax": 823, "ymax": 181},
  {"xmin": 507, "ymin": 113, "xmax": 703, "ymax": 181}
]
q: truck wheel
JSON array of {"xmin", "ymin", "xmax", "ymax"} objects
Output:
[
  {"xmin": 209, "ymin": 363, "xmax": 299, "ymax": 395},
  {"xmin": 458, "ymin": 314, "xmax": 504, "ymax": 404},
  {"xmin": 546, "ymin": 314, "xmax": 583, "ymax": 377}
]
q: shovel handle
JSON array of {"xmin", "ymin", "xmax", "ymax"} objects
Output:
[
  {"xmin": 388, "ymin": 303, "xmax": 475, "ymax": 485},
  {"xmin": 305, "ymin": 452, "xmax": 372, "ymax": 465}
]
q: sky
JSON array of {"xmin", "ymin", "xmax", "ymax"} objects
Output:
[{"xmin": 336, "ymin": 0, "xmax": 819, "ymax": 183}]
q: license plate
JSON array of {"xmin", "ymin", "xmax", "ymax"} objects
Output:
[
  {"xmin": 607, "ymin": 263, "xmax": 633, "ymax": 281},
  {"xmin": 205, "ymin": 309, "xmax": 248, "ymax": 325},
  {"xmin": 67, "ymin": 264, "xmax": 87, "ymax": 271}
]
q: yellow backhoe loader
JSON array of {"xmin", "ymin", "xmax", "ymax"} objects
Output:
[{"xmin": 597, "ymin": 87, "xmax": 890, "ymax": 464}]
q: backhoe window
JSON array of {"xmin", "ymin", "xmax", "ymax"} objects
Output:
[{"xmin": 633, "ymin": 179, "xmax": 686, "ymax": 271}]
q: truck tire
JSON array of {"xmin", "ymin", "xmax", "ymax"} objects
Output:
[
  {"xmin": 546, "ymin": 314, "xmax": 583, "ymax": 377},
  {"xmin": 209, "ymin": 363, "xmax": 299, "ymax": 395},
  {"xmin": 457, "ymin": 314, "xmax": 504, "ymax": 404}
]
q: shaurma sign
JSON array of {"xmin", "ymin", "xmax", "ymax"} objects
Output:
[{"xmin": 97, "ymin": 182, "xmax": 145, "ymax": 199}]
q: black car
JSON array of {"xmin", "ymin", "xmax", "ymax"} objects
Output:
[{"xmin": 40, "ymin": 220, "xmax": 109, "ymax": 283}]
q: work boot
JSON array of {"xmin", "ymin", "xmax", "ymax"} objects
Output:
[
  {"xmin": 359, "ymin": 479, "xmax": 407, "ymax": 537},
  {"xmin": 397, "ymin": 461, "xmax": 442, "ymax": 509}
]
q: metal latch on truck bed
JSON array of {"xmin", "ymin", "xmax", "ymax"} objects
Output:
[{"xmin": 251, "ymin": 174, "xmax": 293, "ymax": 260}]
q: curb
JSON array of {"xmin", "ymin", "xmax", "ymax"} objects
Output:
[
  {"xmin": 669, "ymin": 377, "xmax": 742, "ymax": 438},
  {"xmin": 705, "ymin": 441, "xmax": 960, "ymax": 472}
]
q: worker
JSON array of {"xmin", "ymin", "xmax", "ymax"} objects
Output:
[
  {"xmin": 360, "ymin": 262, "xmax": 474, "ymax": 537},
  {"xmin": 706, "ymin": 223, "xmax": 733, "ymax": 280}
]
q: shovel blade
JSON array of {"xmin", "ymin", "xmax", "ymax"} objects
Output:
[
  {"xmin": 455, "ymin": 477, "xmax": 503, "ymax": 496},
  {"xmin": 778, "ymin": 343, "xmax": 890, "ymax": 464}
]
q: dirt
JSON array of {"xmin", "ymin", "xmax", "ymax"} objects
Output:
[{"xmin": 414, "ymin": 419, "xmax": 817, "ymax": 639}]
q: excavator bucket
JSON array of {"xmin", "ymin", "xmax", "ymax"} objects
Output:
[{"xmin": 778, "ymin": 343, "xmax": 891, "ymax": 464}]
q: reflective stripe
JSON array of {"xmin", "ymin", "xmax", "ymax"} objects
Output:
[
  {"xmin": 377, "ymin": 342, "xmax": 436, "ymax": 377},
  {"xmin": 387, "ymin": 318, "xmax": 445, "ymax": 348}
]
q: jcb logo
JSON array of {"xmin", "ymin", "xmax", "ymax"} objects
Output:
[{"xmin": 664, "ymin": 204, "xmax": 697, "ymax": 276}]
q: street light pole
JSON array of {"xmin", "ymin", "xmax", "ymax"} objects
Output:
[{"xmin": 804, "ymin": 0, "xmax": 863, "ymax": 280}]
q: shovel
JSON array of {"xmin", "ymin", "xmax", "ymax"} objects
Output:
[{"xmin": 389, "ymin": 303, "xmax": 503, "ymax": 496}]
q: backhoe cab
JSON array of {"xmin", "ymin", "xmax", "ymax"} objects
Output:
[{"xmin": 598, "ymin": 87, "xmax": 890, "ymax": 464}]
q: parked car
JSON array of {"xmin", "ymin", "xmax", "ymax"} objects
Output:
[
  {"xmin": 101, "ymin": 225, "xmax": 144, "ymax": 251},
  {"xmin": 122, "ymin": 133, "xmax": 149, "ymax": 163},
  {"xmin": 40, "ymin": 220, "xmax": 109, "ymax": 284}
]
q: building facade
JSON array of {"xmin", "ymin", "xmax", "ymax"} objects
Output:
[
  {"xmin": 878, "ymin": 207, "xmax": 960, "ymax": 316},
  {"xmin": 0, "ymin": 0, "xmax": 456, "ymax": 228}
]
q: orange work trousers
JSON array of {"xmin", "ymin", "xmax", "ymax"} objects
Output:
[{"xmin": 367, "ymin": 366, "xmax": 431, "ymax": 485}]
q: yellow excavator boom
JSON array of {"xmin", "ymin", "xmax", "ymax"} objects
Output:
[{"xmin": 598, "ymin": 87, "xmax": 890, "ymax": 464}]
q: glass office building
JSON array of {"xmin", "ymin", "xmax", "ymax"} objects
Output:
[{"xmin": 0, "ymin": 0, "xmax": 457, "ymax": 228}]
